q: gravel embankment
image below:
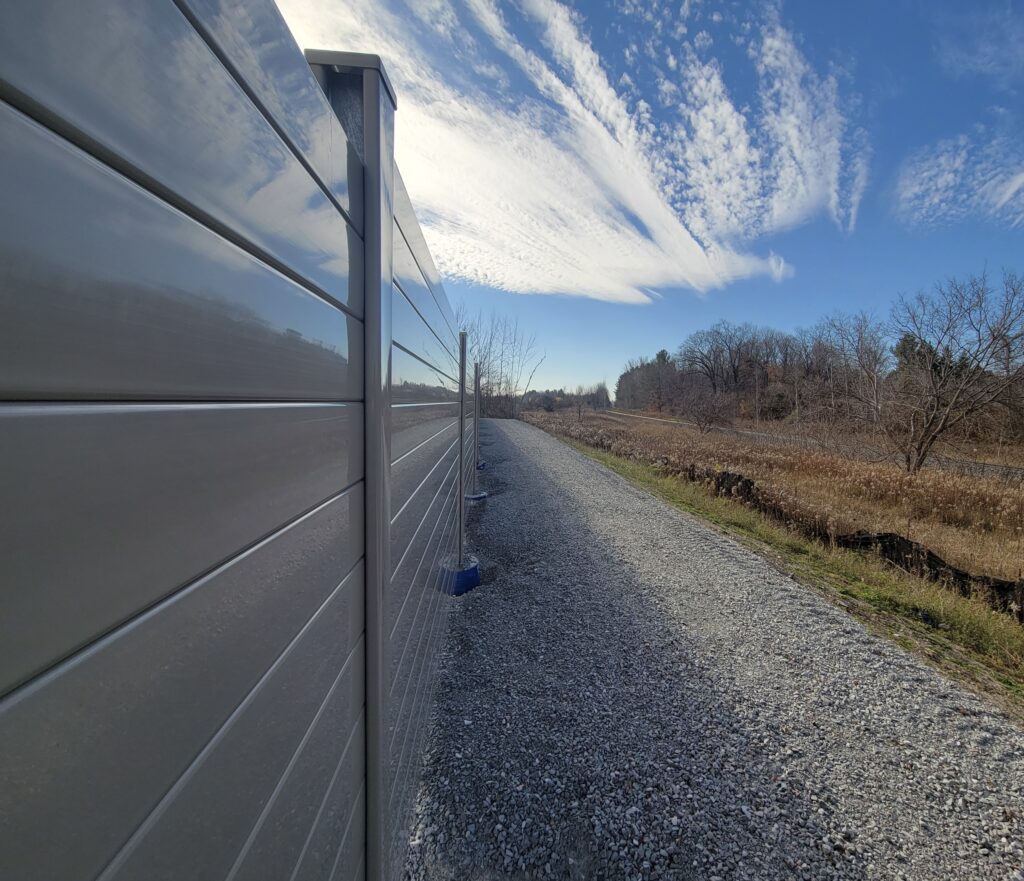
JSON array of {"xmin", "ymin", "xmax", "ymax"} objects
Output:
[{"xmin": 404, "ymin": 419, "xmax": 1024, "ymax": 881}]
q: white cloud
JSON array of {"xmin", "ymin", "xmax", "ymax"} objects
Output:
[
  {"xmin": 276, "ymin": 0, "xmax": 867, "ymax": 302},
  {"xmin": 896, "ymin": 127, "xmax": 1024, "ymax": 229}
]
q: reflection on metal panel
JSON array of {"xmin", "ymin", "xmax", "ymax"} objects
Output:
[
  {"xmin": 394, "ymin": 169, "xmax": 456, "ymax": 337},
  {"xmin": 175, "ymin": 0, "xmax": 363, "ymax": 232},
  {"xmin": 392, "ymin": 283, "xmax": 458, "ymax": 380},
  {"xmin": 0, "ymin": 494, "xmax": 363, "ymax": 881},
  {"xmin": 0, "ymin": 6, "xmax": 470, "ymax": 880},
  {"xmin": 0, "ymin": 402, "xmax": 363, "ymax": 695},
  {"xmin": 393, "ymin": 225, "xmax": 457, "ymax": 366},
  {"xmin": 378, "ymin": 123, "xmax": 462, "ymax": 881},
  {"xmin": 0, "ymin": 102, "xmax": 361, "ymax": 401},
  {"xmin": 391, "ymin": 403, "xmax": 460, "ymax": 462},
  {"xmin": 391, "ymin": 346, "xmax": 458, "ymax": 404},
  {"xmin": 0, "ymin": 0, "xmax": 361, "ymax": 312}
]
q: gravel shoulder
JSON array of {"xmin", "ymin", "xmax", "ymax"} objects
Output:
[{"xmin": 404, "ymin": 419, "xmax": 1024, "ymax": 881}]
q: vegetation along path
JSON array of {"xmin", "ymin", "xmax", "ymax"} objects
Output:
[{"xmin": 404, "ymin": 419, "xmax": 1024, "ymax": 881}]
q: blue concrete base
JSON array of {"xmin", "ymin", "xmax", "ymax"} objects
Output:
[
  {"xmin": 476, "ymin": 461, "xmax": 488, "ymax": 470},
  {"xmin": 465, "ymin": 491, "xmax": 488, "ymax": 501},
  {"xmin": 442, "ymin": 554, "xmax": 481, "ymax": 596}
]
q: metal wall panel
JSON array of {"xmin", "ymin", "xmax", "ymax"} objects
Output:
[
  {"xmin": 391, "ymin": 346, "xmax": 458, "ymax": 404},
  {"xmin": 394, "ymin": 170, "xmax": 456, "ymax": 337},
  {"xmin": 103, "ymin": 570, "xmax": 365, "ymax": 881},
  {"xmin": 393, "ymin": 229, "xmax": 458, "ymax": 367},
  {"xmin": 384, "ymin": 503, "xmax": 458, "ymax": 876},
  {"xmin": 0, "ymin": 0, "xmax": 361, "ymax": 313},
  {"xmin": 174, "ymin": 0, "xmax": 363, "ymax": 232},
  {"xmin": 0, "ymin": 491, "xmax": 363, "ymax": 881},
  {"xmin": 0, "ymin": 102, "xmax": 361, "ymax": 402},
  {"xmin": 230, "ymin": 710, "xmax": 366, "ymax": 881},
  {"xmin": 393, "ymin": 283, "xmax": 458, "ymax": 379},
  {"xmin": 387, "ymin": 466, "xmax": 458, "ymax": 690},
  {"xmin": 0, "ymin": 402, "xmax": 362, "ymax": 695},
  {"xmin": 0, "ymin": 11, "xmax": 466, "ymax": 881},
  {"xmin": 392, "ymin": 403, "xmax": 461, "ymax": 462},
  {"xmin": 382, "ymin": 165, "xmax": 461, "ymax": 876}
]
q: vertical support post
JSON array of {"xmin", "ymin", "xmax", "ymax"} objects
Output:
[
  {"xmin": 355, "ymin": 57, "xmax": 397, "ymax": 881},
  {"xmin": 457, "ymin": 331, "xmax": 467, "ymax": 567},
  {"xmin": 472, "ymin": 361, "xmax": 481, "ymax": 494}
]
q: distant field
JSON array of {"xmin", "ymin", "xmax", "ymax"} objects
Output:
[{"xmin": 525, "ymin": 409, "xmax": 1024, "ymax": 584}]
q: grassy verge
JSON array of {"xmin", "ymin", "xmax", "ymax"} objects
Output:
[{"xmin": 555, "ymin": 432, "xmax": 1024, "ymax": 721}]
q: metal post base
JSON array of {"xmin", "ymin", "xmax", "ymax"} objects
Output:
[
  {"xmin": 441, "ymin": 554, "xmax": 481, "ymax": 596},
  {"xmin": 476, "ymin": 461, "xmax": 488, "ymax": 470},
  {"xmin": 465, "ymin": 491, "xmax": 488, "ymax": 501}
]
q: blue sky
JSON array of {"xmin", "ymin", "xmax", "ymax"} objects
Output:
[{"xmin": 279, "ymin": 0, "xmax": 1024, "ymax": 392}]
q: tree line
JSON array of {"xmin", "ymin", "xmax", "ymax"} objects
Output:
[{"xmin": 613, "ymin": 271, "xmax": 1024, "ymax": 472}]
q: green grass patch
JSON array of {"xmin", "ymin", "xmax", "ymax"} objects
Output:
[{"xmin": 557, "ymin": 433, "xmax": 1024, "ymax": 719}]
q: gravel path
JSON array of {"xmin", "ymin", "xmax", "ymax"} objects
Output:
[{"xmin": 404, "ymin": 419, "xmax": 1024, "ymax": 881}]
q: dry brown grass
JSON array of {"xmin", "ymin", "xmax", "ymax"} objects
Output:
[{"xmin": 526, "ymin": 410, "xmax": 1024, "ymax": 582}]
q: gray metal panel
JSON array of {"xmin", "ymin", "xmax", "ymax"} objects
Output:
[
  {"xmin": 383, "ymin": 502, "xmax": 457, "ymax": 874},
  {"xmin": 391, "ymin": 403, "xmax": 460, "ymax": 463},
  {"xmin": 393, "ymin": 227, "xmax": 458, "ymax": 367},
  {"xmin": 391, "ymin": 346, "xmax": 458, "ymax": 404},
  {"xmin": 0, "ymin": 101, "xmax": 361, "ymax": 402},
  {"xmin": 392, "ymin": 283, "xmax": 458, "ymax": 380},
  {"xmin": 325, "ymin": 785, "xmax": 367, "ymax": 881},
  {"xmin": 0, "ymin": 402, "xmax": 363, "ymax": 695},
  {"xmin": 0, "ymin": 491, "xmax": 363, "ymax": 881},
  {"xmin": 176, "ymin": 0, "xmax": 363, "ymax": 233},
  {"xmin": 102, "ymin": 565, "xmax": 366, "ymax": 881},
  {"xmin": 0, "ymin": 0, "xmax": 361, "ymax": 314},
  {"xmin": 232, "ymin": 710, "xmax": 366, "ymax": 881},
  {"xmin": 393, "ymin": 169, "xmax": 456, "ymax": 338},
  {"xmin": 387, "ymin": 462, "xmax": 458, "ymax": 679},
  {"xmin": 390, "ymin": 432, "xmax": 458, "ymax": 569},
  {"xmin": 289, "ymin": 722, "xmax": 366, "ymax": 881}
]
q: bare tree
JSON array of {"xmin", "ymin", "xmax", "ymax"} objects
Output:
[
  {"xmin": 679, "ymin": 384, "xmax": 731, "ymax": 433},
  {"xmin": 457, "ymin": 307, "xmax": 546, "ymax": 418},
  {"xmin": 828, "ymin": 312, "xmax": 892, "ymax": 429},
  {"xmin": 885, "ymin": 271, "xmax": 1024, "ymax": 472},
  {"xmin": 678, "ymin": 330, "xmax": 724, "ymax": 394}
]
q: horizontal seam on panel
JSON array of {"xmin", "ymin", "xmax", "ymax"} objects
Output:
[
  {"xmin": 0, "ymin": 92, "xmax": 364, "ymax": 324},
  {"xmin": 390, "ymin": 421, "xmax": 457, "ymax": 471},
  {"xmin": 223, "ymin": 634, "xmax": 366, "ymax": 881},
  {"xmin": 388, "ymin": 504, "xmax": 457, "ymax": 775},
  {"xmin": 388, "ymin": 451, "xmax": 458, "ymax": 585},
  {"xmin": 392, "ymin": 277, "xmax": 458, "ymax": 363},
  {"xmin": 92, "ymin": 564, "xmax": 367, "ymax": 881},
  {"xmin": 391, "ymin": 401, "xmax": 458, "ymax": 409},
  {"xmin": 385, "ymin": 478, "xmax": 457, "ymax": 681},
  {"xmin": 392, "ymin": 341, "xmax": 458, "ymax": 386},
  {"xmin": 0, "ymin": 479, "xmax": 365, "ymax": 706},
  {"xmin": 169, "ymin": 0, "xmax": 362, "ymax": 237},
  {"xmin": 384, "ymin": 501, "xmax": 457, "ymax": 767},
  {"xmin": 390, "ymin": 434, "xmax": 457, "ymax": 529},
  {"xmin": 394, "ymin": 219, "xmax": 457, "ymax": 340},
  {"xmin": 287, "ymin": 709, "xmax": 366, "ymax": 881},
  {"xmin": 385, "ymin": 476, "xmax": 457, "ymax": 663}
]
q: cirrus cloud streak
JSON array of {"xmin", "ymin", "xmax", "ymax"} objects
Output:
[{"xmin": 278, "ymin": 0, "xmax": 867, "ymax": 302}]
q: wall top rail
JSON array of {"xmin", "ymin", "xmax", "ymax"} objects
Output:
[{"xmin": 305, "ymin": 50, "xmax": 398, "ymax": 110}]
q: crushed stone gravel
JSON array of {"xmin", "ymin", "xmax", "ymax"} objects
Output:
[{"xmin": 403, "ymin": 419, "xmax": 1024, "ymax": 881}]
